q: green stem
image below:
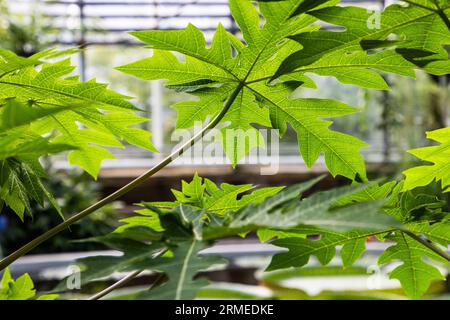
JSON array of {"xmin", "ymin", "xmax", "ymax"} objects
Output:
[
  {"xmin": 403, "ymin": 230, "xmax": 450, "ymax": 263},
  {"xmin": 90, "ymin": 271, "xmax": 166, "ymax": 301},
  {"xmin": 88, "ymin": 269, "xmax": 143, "ymax": 301},
  {"xmin": 0, "ymin": 83, "xmax": 244, "ymax": 272},
  {"xmin": 437, "ymin": 10, "xmax": 450, "ymax": 30},
  {"xmin": 429, "ymin": 0, "xmax": 450, "ymax": 30},
  {"xmin": 88, "ymin": 248, "xmax": 168, "ymax": 300}
]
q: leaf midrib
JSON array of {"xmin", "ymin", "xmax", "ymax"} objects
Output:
[
  {"xmin": 0, "ymin": 80, "xmax": 133, "ymax": 110},
  {"xmin": 298, "ymin": 9, "xmax": 435, "ymax": 66},
  {"xmin": 175, "ymin": 240, "xmax": 197, "ymax": 300}
]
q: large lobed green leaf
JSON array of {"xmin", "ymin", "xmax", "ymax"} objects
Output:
[
  {"xmin": 0, "ymin": 48, "xmax": 157, "ymax": 219},
  {"xmin": 118, "ymin": 0, "xmax": 450, "ymax": 181},
  {"xmin": 137, "ymin": 240, "xmax": 226, "ymax": 300},
  {"xmin": 379, "ymin": 232, "xmax": 448, "ymax": 299},
  {"xmin": 402, "ymin": 127, "xmax": 450, "ymax": 192},
  {"xmin": 0, "ymin": 49, "xmax": 157, "ymax": 178},
  {"xmin": 149, "ymin": 172, "xmax": 284, "ymax": 215},
  {"xmin": 266, "ymin": 227, "xmax": 378, "ymax": 271},
  {"xmin": 118, "ymin": 0, "xmax": 373, "ymax": 180},
  {"xmin": 278, "ymin": 1, "xmax": 450, "ymax": 77},
  {"xmin": 60, "ymin": 175, "xmax": 404, "ymax": 299},
  {"xmin": 0, "ymin": 268, "xmax": 57, "ymax": 300}
]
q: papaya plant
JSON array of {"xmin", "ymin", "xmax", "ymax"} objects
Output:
[
  {"xmin": 0, "ymin": 268, "xmax": 57, "ymax": 300},
  {"xmin": 0, "ymin": 0, "xmax": 450, "ymax": 300}
]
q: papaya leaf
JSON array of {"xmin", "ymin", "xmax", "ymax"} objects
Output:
[
  {"xmin": 57, "ymin": 213, "xmax": 223, "ymax": 299},
  {"xmin": 402, "ymin": 127, "xmax": 450, "ymax": 192},
  {"xmin": 0, "ymin": 158, "xmax": 64, "ymax": 220},
  {"xmin": 248, "ymin": 82, "xmax": 368, "ymax": 179},
  {"xmin": 118, "ymin": 0, "xmax": 369, "ymax": 180},
  {"xmin": 0, "ymin": 51, "xmax": 157, "ymax": 178},
  {"xmin": 266, "ymin": 227, "xmax": 379, "ymax": 271},
  {"xmin": 279, "ymin": 2, "xmax": 450, "ymax": 78},
  {"xmin": 379, "ymin": 232, "xmax": 447, "ymax": 299},
  {"xmin": 0, "ymin": 48, "xmax": 157, "ymax": 218},
  {"xmin": 0, "ymin": 48, "xmax": 78, "ymax": 78},
  {"xmin": 53, "ymin": 234, "xmax": 165, "ymax": 292},
  {"xmin": 0, "ymin": 268, "xmax": 57, "ymax": 300},
  {"xmin": 148, "ymin": 172, "xmax": 284, "ymax": 215},
  {"xmin": 137, "ymin": 240, "xmax": 226, "ymax": 300},
  {"xmin": 204, "ymin": 178, "xmax": 400, "ymax": 239},
  {"xmin": 407, "ymin": 221, "xmax": 450, "ymax": 247}
]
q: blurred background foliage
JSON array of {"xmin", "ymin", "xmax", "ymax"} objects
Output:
[
  {"xmin": 0, "ymin": 165, "xmax": 121, "ymax": 256},
  {"xmin": 0, "ymin": 0, "xmax": 55, "ymax": 56}
]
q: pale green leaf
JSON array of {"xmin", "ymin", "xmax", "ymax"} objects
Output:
[
  {"xmin": 403, "ymin": 127, "xmax": 450, "ymax": 191},
  {"xmin": 379, "ymin": 232, "xmax": 447, "ymax": 299}
]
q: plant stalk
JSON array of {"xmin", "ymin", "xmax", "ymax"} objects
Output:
[
  {"xmin": 88, "ymin": 248, "xmax": 168, "ymax": 300},
  {"xmin": 0, "ymin": 83, "xmax": 244, "ymax": 272},
  {"xmin": 88, "ymin": 270, "xmax": 166, "ymax": 301},
  {"xmin": 437, "ymin": 10, "xmax": 450, "ymax": 31},
  {"xmin": 88, "ymin": 269, "xmax": 143, "ymax": 300},
  {"xmin": 431, "ymin": 0, "xmax": 450, "ymax": 31},
  {"xmin": 403, "ymin": 230, "xmax": 450, "ymax": 263}
]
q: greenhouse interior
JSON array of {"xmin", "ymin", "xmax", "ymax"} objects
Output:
[{"xmin": 0, "ymin": 0, "xmax": 449, "ymax": 303}]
